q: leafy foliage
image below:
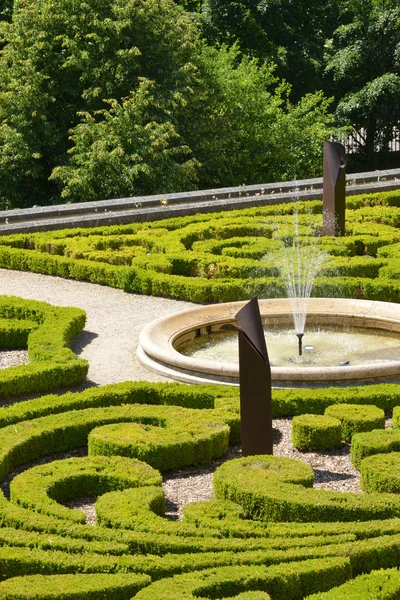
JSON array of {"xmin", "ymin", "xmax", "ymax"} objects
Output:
[
  {"xmin": 178, "ymin": 46, "xmax": 339, "ymax": 187},
  {"xmin": 51, "ymin": 79, "xmax": 199, "ymax": 202},
  {"xmin": 0, "ymin": 0, "xmax": 199, "ymax": 207},
  {"xmin": 0, "ymin": 0, "xmax": 345, "ymax": 207},
  {"xmin": 0, "ymin": 0, "xmax": 397, "ymax": 208},
  {"xmin": 201, "ymin": 0, "xmax": 342, "ymax": 100},
  {"xmin": 0, "ymin": 0, "xmax": 13, "ymax": 21},
  {"xmin": 325, "ymin": 0, "xmax": 400, "ymax": 157},
  {"xmin": 52, "ymin": 44, "xmax": 341, "ymax": 199}
]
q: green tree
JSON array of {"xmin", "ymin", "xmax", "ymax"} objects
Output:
[
  {"xmin": 201, "ymin": 0, "xmax": 341, "ymax": 100},
  {"xmin": 183, "ymin": 45, "xmax": 340, "ymax": 186},
  {"xmin": 51, "ymin": 79, "xmax": 199, "ymax": 202},
  {"xmin": 58, "ymin": 44, "xmax": 341, "ymax": 197},
  {"xmin": 325, "ymin": 0, "xmax": 400, "ymax": 160},
  {"xmin": 0, "ymin": 0, "xmax": 199, "ymax": 207}
]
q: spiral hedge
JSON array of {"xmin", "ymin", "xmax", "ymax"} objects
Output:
[
  {"xmin": 0, "ymin": 189, "xmax": 399, "ymax": 303},
  {"xmin": 1, "ymin": 187, "xmax": 400, "ymax": 596},
  {"xmin": 0, "ymin": 378, "xmax": 400, "ymax": 597}
]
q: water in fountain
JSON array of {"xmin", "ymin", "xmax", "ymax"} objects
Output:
[
  {"xmin": 178, "ymin": 325, "xmax": 400, "ymax": 368},
  {"xmin": 275, "ymin": 212, "xmax": 326, "ymax": 354}
]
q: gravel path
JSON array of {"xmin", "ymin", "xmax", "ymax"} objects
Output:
[{"xmin": 0, "ymin": 268, "xmax": 195, "ymax": 386}]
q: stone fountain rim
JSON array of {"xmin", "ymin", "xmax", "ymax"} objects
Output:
[{"xmin": 137, "ymin": 297, "xmax": 400, "ymax": 385}]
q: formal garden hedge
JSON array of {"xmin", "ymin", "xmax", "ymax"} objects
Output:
[
  {"xmin": 0, "ymin": 189, "xmax": 399, "ymax": 303},
  {"xmin": 1, "ymin": 187, "xmax": 400, "ymax": 596},
  {"xmin": 1, "ymin": 379, "xmax": 400, "ymax": 597},
  {"xmin": 0, "ymin": 296, "xmax": 87, "ymax": 397},
  {"xmin": 291, "ymin": 414, "xmax": 342, "ymax": 451}
]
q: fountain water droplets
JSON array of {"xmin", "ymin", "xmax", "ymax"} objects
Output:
[{"xmin": 276, "ymin": 211, "xmax": 326, "ymax": 350}]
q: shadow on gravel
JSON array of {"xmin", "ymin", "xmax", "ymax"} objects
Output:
[{"xmin": 70, "ymin": 330, "xmax": 98, "ymax": 354}]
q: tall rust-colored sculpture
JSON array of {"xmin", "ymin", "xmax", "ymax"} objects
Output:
[
  {"xmin": 223, "ymin": 298, "xmax": 273, "ymax": 456},
  {"xmin": 322, "ymin": 140, "xmax": 346, "ymax": 236}
]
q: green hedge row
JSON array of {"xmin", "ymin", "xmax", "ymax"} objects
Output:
[
  {"xmin": 0, "ymin": 319, "xmax": 38, "ymax": 349},
  {"xmin": 2, "ymin": 243, "xmax": 400, "ymax": 303},
  {"xmin": 133, "ymin": 558, "xmax": 351, "ymax": 600},
  {"xmin": 0, "ymin": 381, "xmax": 216, "ymax": 427},
  {"xmin": 305, "ymin": 567, "xmax": 400, "ymax": 600},
  {"xmin": 0, "ymin": 375, "xmax": 399, "ymax": 430},
  {"xmin": 269, "ymin": 383, "xmax": 400, "ymax": 417},
  {"xmin": 0, "ymin": 296, "xmax": 88, "ymax": 398},
  {"xmin": 213, "ymin": 455, "xmax": 400, "ymax": 523},
  {"xmin": 0, "ymin": 573, "xmax": 151, "ymax": 599},
  {"xmin": 9, "ymin": 456, "xmax": 161, "ymax": 524},
  {"xmin": 0, "ymin": 190, "xmax": 399, "ymax": 302},
  {"xmin": 5, "ymin": 371, "xmax": 400, "ymax": 426},
  {"xmin": 0, "ymin": 526, "xmax": 130, "ymax": 556},
  {"xmin": 182, "ymin": 497, "xmax": 400, "ymax": 541}
]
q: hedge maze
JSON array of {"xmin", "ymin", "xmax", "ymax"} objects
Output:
[
  {"xmin": 3, "ymin": 380, "xmax": 400, "ymax": 597},
  {"xmin": 1, "ymin": 189, "xmax": 400, "ymax": 596},
  {"xmin": 0, "ymin": 189, "xmax": 400, "ymax": 303}
]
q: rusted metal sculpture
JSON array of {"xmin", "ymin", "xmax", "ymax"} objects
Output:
[
  {"xmin": 223, "ymin": 298, "xmax": 273, "ymax": 456},
  {"xmin": 322, "ymin": 140, "xmax": 346, "ymax": 237}
]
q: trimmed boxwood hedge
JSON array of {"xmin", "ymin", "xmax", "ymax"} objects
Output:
[
  {"xmin": 291, "ymin": 414, "xmax": 342, "ymax": 451},
  {"xmin": 360, "ymin": 452, "xmax": 400, "ymax": 494},
  {"xmin": 213, "ymin": 455, "xmax": 400, "ymax": 523},
  {"xmin": 305, "ymin": 567, "xmax": 400, "ymax": 600},
  {"xmin": 9, "ymin": 456, "xmax": 161, "ymax": 524},
  {"xmin": 0, "ymin": 319, "xmax": 38, "ymax": 349},
  {"xmin": 0, "ymin": 190, "xmax": 399, "ymax": 303},
  {"xmin": 0, "ymin": 573, "xmax": 151, "ymax": 599},
  {"xmin": 0, "ymin": 295, "xmax": 88, "ymax": 398},
  {"xmin": 325, "ymin": 404, "xmax": 385, "ymax": 442},
  {"xmin": 2, "ymin": 379, "xmax": 400, "ymax": 599},
  {"xmin": 88, "ymin": 416, "xmax": 228, "ymax": 471},
  {"xmin": 133, "ymin": 558, "xmax": 351, "ymax": 600}
]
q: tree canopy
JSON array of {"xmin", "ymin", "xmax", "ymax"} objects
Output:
[
  {"xmin": 325, "ymin": 0, "xmax": 400, "ymax": 160},
  {"xmin": 0, "ymin": 0, "xmax": 397, "ymax": 208},
  {"xmin": 0, "ymin": 0, "xmax": 200, "ymax": 206},
  {"xmin": 201, "ymin": 0, "xmax": 342, "ymax": 100}
]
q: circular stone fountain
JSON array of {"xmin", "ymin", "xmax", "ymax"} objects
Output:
[{"xmin": 137, "ymin": 298, "xmax": 400, "ymax": 386}]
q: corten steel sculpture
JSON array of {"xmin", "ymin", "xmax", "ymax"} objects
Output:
[
  {"xmin": 223, "ymin": 298, "xmax": 273, "ymax": 456},
  {"xmin": 322, "ymin": 140, "xmax": 347, "ymax": 237}
]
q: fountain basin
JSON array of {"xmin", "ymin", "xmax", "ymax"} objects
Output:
[{"xmin": 137, "ymin": 298, "xmax": 400, "ymax": 386}]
